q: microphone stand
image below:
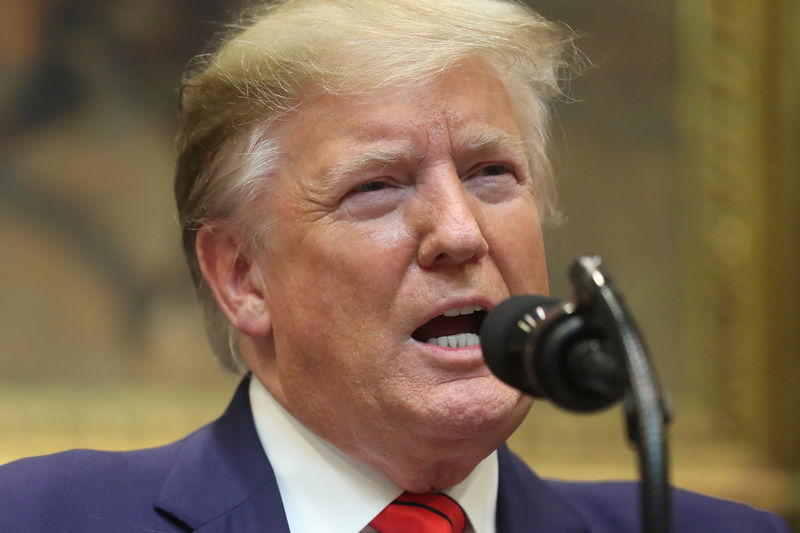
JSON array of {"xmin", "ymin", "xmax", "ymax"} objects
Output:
[{"xmin": 567, "ymin": 256, "xmax": 672, "ymax": 533}]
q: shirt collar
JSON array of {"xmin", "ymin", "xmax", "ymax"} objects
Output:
[{"xmin": 249, "ymin": 376, "xmax": 498, "ymax": 533}]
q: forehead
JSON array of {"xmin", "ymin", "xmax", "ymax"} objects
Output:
[{"xmin": 276, "ymin": 59, "xmax": 522, "ymax": 163}]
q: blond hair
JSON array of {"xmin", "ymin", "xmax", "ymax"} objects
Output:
[{"xmin": 175, "ymin": 0, "xmax": 575, "ymax": 373}]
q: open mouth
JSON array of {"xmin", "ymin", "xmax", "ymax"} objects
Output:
[{"xmin": 412, "ymin": 305, "xmax": 487, "ymax": 348}]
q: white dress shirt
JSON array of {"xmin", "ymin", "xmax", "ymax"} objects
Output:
[{"xmin": 249, "ymin": 376, "xmax": 498, "ymax": 533}]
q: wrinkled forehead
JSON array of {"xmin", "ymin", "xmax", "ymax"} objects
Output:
[
  {"xmin": 274, "ymin": 57, "xmax": 523, "ymax": 157},
  {"xmin": 232, "ymin": 58, "xmax": 540, "ymax": 237}
]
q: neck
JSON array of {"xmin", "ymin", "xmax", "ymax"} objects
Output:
[
  {"xmin": 242, "ymin": 338, "xmax": 523, "ymax": 493},
  {"xmin": 370, "ymin": 449, "xmax": 490, "ymax": 493}
]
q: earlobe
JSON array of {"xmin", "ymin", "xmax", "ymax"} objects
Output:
[{"xmin": 195, "ymin": 224, "xmax": 272, "ymax": 337}]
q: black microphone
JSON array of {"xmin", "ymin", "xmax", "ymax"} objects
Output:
[
  {"xmin": 480, "ymin": 294, "xmax": 627, "ymax": 412},
  {"xmin": 481, "ymin": 260, "xmax": 673, "ymax": 533}
]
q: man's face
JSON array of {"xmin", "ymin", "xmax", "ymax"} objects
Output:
[{"xmin": 251, "ymin": 59, "xmax": 549, "ymax": 483}]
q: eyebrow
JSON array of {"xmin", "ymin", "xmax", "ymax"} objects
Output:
[
  {"xmin": 320, "ymin": 128, "xmax": 527, "ymax": 190},
  {"xmin": 321, "ymin": 144, "xmax": 415, "ymax": 190},
  {"xmin": 454, "ymin": 128, "xmax": 528, "ymax": 161}
]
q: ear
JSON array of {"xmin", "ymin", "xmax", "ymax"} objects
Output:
[{"xmin": 195, "ymin": 224, "xmax": 271, "ymax": 338}]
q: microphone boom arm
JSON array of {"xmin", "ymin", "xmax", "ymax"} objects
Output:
[{"xmin": 568, "ymin": 256, "xmax": 672, "ymax": 533}]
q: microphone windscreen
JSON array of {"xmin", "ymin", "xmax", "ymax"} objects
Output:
[{"xmin": 480, "ymin": 294, "xmax": 558, "ymax": 388}]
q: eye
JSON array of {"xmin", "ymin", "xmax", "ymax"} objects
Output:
[
  {"xmin": 473, "ymin": 163, "xmax": 514, "ymax": 176},
  {"xmin": 476, "ymin": 164, "xmax": 512, "ymax": 177},
  {"xmin": 464, "ymin": 163, "xmax": 519, "ymax": 203},
  {"xmin": 352, "ymin": 180, "xmax": 390, "ymax": 193},
  {"xmin": 341, "ymin": 179, "xmax": 406, "ymax": 219}
]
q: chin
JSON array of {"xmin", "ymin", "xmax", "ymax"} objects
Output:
[{"xmin": 420, "ymin": 378, "xmax": 533, "ymax": 442}]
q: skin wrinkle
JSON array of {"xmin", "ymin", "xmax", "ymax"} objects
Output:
[
  {"xmin": 361, "ymin": 376, "xmax": 492, "ymax": 485},
  {"xmin": 457, "ymin": 130, "xmax": 530, "ymax": 183},
  {"xmin": 314, "ymin": 127, "xmax": 530, "ymax": 228},
  {"xmin": 325, "ymin": 145, "xmax": 415, "ymax": 185}
]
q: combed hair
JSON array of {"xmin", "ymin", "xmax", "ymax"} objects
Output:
[{"xmin": 175, "ymin": 0, "xmax": 576, "ymax": 373}]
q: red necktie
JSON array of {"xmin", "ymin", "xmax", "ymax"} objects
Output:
[{"xmin": 369, "ymin": 492, "xmax": 467, "ymax": 533}]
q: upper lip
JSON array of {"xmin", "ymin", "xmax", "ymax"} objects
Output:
[{"xmin": 412, "ymin": 296, "xmax": 496, "ymax": 334}]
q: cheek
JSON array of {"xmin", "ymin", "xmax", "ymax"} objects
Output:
[
  {"xmin": 268, "ymin": 223, "xmax": 415, "ymax": 337},
  {"xmin": 484, "ymin": 201, "xmax": 548, "ymax": 295},
  {"xmin": 318, "ymin": 219, "xmax": 416, "ymax": 289}
]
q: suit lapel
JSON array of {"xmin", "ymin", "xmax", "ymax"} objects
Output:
[
  {"xmin": 154, "ymin": 377, "xmax": 291, "ymax": 532},
  {"xmin": 496, "ymin": 445, "xmax": 589, "ymax": 533}
]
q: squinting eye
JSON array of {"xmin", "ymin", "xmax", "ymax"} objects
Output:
[
  {"xmin": 477, "ymin": 164, "xmax": 511, "ymax": 176},
  {"xmin": 340, "ymin": 178, "xmax": 406, "ymax": 220},
  {"xmin": 464, "ymin": 163, "xmax": 519, "ymax": 204},
  {"xmin": 352, "ymin": 181, "xmax": 389, "ymax": 193}
]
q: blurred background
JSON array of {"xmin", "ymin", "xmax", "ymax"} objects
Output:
[{"xmin": 1, "ymin": 0, "xmax": 798, "ymax": 527}]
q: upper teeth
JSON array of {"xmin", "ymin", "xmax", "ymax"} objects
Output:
[{"xmin": 442, "ymin": 305, "xmax": 482, "ymax": 317}]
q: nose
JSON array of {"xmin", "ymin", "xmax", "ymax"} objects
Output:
[{"xmin": 416, "ymin": 170, "xmax": 489, "ymax": 269}]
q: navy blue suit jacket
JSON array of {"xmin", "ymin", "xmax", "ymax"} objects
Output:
[{"xmin": 0, "ymin": 378, "xmax": 790, "ymax": 532}]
